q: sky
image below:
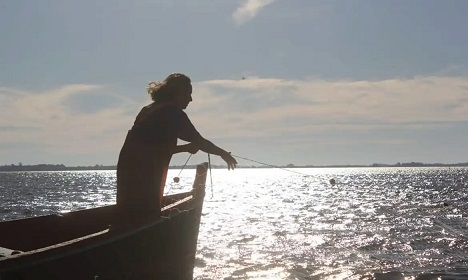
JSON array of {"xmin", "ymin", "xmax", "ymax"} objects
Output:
[{"xmin": 1, "ymin": 0, "xmax": 467, "ymax": 167}]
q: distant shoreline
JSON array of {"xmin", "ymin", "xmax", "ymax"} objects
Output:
[{"xmin": 1, "ymin": 162, "xmax": 467, "ymax": 172}]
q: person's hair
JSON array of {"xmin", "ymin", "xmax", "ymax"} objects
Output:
[{"xmin": 147, "ymin": 73, "xmax": 191, "ymax": 103}]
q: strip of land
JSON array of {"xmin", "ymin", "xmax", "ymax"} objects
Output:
[{"xmin": 1, "ymin": 162, "xmax": 467, "ymax": 171}]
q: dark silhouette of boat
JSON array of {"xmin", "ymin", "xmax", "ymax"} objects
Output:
[{"xmin": 0, "ymin": 163, "xmax": 208, "ymax": 280}]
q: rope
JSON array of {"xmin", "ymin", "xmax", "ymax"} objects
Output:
[
  {"xmin": 231, "ymin": 154, "xmax": 314, "ymax": 177},
  {"xmin": 166, "ymin": 154, "xmax": 192, "ymax": 194},
  {"xmin": 176, "ymin": 154, "xmax": 192, "ymax": 178},
  {"xmin": 208, "ymin": 153, "xmax": 214, "ymax": 198}
]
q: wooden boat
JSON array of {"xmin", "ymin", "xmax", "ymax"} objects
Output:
[{"xmin": 0, "ymin": 162, "xmax": 208, "ymax": 280}]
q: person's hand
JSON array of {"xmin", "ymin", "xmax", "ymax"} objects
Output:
[
  {"xmin": 221, "ymin": 151, "xmax": 237, "ymax": 170},
  {"xmin": 185, "ymin": 143, "xmax": 200, "ymax": 154}
]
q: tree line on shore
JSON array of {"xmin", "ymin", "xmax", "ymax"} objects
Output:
[{"xmin": 1, "ymin": 162, "xmax": 468, "ymax": 171}]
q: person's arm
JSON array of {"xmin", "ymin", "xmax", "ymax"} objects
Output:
[
  {"xmin": 177, "ymin": 111, "xmax": 237, "ymax": 170},
  {"xmin": 172, "ymin": 143, "xmax": 199, "ymax": 155},
  {"xmin": 190, "ymin": 135, "xmax": 237, "ymax": 170}
]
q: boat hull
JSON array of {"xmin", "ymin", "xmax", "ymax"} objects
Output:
[{"xmin": 0, "ymin": 163, "xmax": 208, "ymax": 280}]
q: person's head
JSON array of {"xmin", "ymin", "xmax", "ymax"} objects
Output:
[{"xmin": 147, "ymin": 73, "xmax": 193, "ymax": 109}]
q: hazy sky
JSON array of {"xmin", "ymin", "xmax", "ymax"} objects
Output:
[{"xmin": 1, "ymin": 0, "xmax": 467, "ymax": 167}]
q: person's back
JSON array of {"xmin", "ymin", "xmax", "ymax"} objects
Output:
[{"xmin": 116, "ymin": 103, "xmax": 180, "ymax": 217}]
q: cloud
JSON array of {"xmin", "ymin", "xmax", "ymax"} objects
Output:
[
  {"xmin": 232, "ymin": 0, "xmax": 276, "ymax": 26},
  {"xmin": 191, "ymin": 75, "xmax": 468, "ymax": 138},
  {"xmin": 1, "ymin": 74, "xmax": 468, "ymax": 165},
  {"xmin": 0, "ymin": 84, "xmax": 141, "ymax": 158}
]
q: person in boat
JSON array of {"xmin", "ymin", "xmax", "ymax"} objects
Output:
[{"xmin": 116, "ymin": 73, "xmax": 237, "ymax": 217}]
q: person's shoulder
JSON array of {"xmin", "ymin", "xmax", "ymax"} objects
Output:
[
  {"xmin": 141, "ymin": 102, "xmax": 178, "ymax": 111},
  {"xmin": 154, "ymin": 103, "xmax": 187, "ymax": 119},
  {"xmin": 159, "ymin": 102, "xmax": 179, "ymax": 110}
]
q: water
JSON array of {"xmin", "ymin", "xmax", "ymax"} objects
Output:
[{"xmin": 1, "ymin": 167, "xmax": 468, "ymax": 279}]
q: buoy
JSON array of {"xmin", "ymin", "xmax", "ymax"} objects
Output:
[
  {"xmin": 173, "ymin": 177, "xmax": 180, "ymax": 183},
  {"xmin": 329, "ymin": 178, "xmax": 336, "ymax": 186}
]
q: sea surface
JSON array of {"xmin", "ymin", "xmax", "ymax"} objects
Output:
[{"xmin": 1, "ymin": 167, "xmax": 468, "ymax": 280}]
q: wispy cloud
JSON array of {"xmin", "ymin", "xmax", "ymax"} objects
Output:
[
  {"xmin": 0, "ymin": 84, "xmax": 140, "ymax": 157},
  {"xmin": 232, "ymin": 0, "xmax": 276, "ymax": 26},
  {"xmin": 192, "ymin": 75, "xmax": 468, "ymax": 138}
]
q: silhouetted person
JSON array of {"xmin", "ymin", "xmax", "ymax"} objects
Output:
[{"xmin": 116, "ymin": 73, "xmax": 237, "ymax": 218}]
